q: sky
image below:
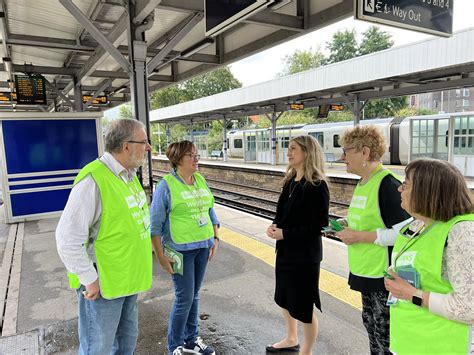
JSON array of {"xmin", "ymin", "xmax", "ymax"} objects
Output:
[
  {"xmin": 230, "ymin": 0, "xmax": 474, "ymax": 87},
  {"xmin": 105, "ymin": 0, "xmax": 473, "ymax": 118}
]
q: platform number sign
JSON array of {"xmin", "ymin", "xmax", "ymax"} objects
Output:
[{"xmin": 355, "ymin": 0, "xmax": 453, "ymax": 37}]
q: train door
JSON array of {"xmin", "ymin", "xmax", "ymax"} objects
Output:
[
  {"xmin": 451, "ymin": 113, "xmax": 474, "ymax": 177},
  {"xmin": 256, "ymin": 130, "xmax": 270, "ymax": 163},
  {"xmin": 278, "ymin": 130, "xmax": 290, "ymax": 164},
  {"xmin": 244, "ymin": 132, "xmax": 256, "ymax": 162},
  {"xmin": 389, "ymin": 121, "xmax": 401, "ymax": 165}
]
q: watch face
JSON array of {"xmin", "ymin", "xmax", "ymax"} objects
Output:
[{"xmin": 412, "ymin": 295, "xmax": 423, "ymax": 307}]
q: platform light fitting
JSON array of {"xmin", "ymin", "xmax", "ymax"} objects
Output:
[
  {"xmin": 2, "ymin": 57, "xmax": 12, "ymax": 73},
  {"xmin": 181, "ymin": 38, "xmax": 214, "ymax": 58},
  {"xmin": 268, "ymin": 0, "xmax": 292, "ymax": 10}
]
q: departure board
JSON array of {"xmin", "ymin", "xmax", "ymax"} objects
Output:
[{"xmin": 14, "ymin": 75, "xmax": 46, "ymax": 105}]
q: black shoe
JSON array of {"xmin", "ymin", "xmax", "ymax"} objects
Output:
[{"xmin": 266, "ymin": 344, "xmax": 300, "ymax": 353}]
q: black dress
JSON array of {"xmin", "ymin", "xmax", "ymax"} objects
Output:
[{"xmin": 273, "ymin": 177, "xmax": 329, "ymax": 323}]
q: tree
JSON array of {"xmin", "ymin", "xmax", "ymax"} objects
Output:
[
  {"xmin": 119, "ymin": 104, "xmax": 133, "ymax": 119},
  {"xmin": 279, "ymin": 48, "xmax": 325, "ymax": 76},
  {"xmin": 325, "ymin": 29, "xmax": 358, "ymax": 64},
  {"xmin": 150, "ymin": 85, "xmax": 186, "ymax": 110},
  {"xmin": 359, "ymin": 26, "xmax": 394, "ymax": 56},
  {"xmin": 363, "ymin": 97, "xmax": 408, "ymax": 118},
  {"xmin": 182, "ymin": 67, "xmax": 242, "ymax": 101}
]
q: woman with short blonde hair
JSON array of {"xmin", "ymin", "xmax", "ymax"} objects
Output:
[
  {"xmin": 335, "ymin": 124, "xmax": 410, "ymax": 354},
  {"xmin": 266, "ymin": 135, "xmax": 329, "ymax": 355}
]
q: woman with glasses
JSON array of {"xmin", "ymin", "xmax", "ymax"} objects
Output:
[
  {"xmin": 384, "ymin": 159, "xmax": 473, "ymax": 354},
  {"xmin": 335, "ymin": 125, "xmax": 409, "ymax": 354},
  {"xmin": 150, "ymin": 140, "xmax": 219, "ymax": 355},
  {"xmin": 266, "ymin": 136, "xmax": 329, "ymax": 355}
]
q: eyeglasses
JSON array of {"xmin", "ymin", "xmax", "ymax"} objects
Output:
[
  {"xmin": 127, "ymin": 140, "xmax": 150, "ymax": 145},
  {"xmin": 400, "ymin": 180, "xmax": 410, "ymax": 191},
  {"xmin": 185, "ymin": 153, "xmax": 200, "ymax": 160},
  {"xmin": 342, "ymin": 147, "xmax": 356, "ymax": 155}
]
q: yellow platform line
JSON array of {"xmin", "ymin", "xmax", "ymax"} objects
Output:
[{"xmin": 219, "ymin": 227, "xmax": 362, "ymax": 310}]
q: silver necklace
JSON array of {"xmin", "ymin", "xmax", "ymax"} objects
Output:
[{"xmin": 288, "ymin": 180, "xmax": 299, "ymax": 198}]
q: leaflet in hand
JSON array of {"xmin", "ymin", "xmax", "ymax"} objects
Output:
[{"xmin": 163, "ymin": 246, "xmax": 184, "ymax": 275}]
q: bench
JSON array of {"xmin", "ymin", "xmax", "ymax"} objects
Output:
[{"xmin": 210, "ymin": 150, "xmax": 222, "ymax": 159}]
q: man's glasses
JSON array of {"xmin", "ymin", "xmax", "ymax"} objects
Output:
[
  {"xmin": 127, "ymin": 140, "xmax": 150, "ymax": 145},
  {"xmin": 342, "ymin": 147, "xmax": 356, "ymax": 155},
  {"xmin": 185, "ymin": 153, "xmax": 200, "ymax": 160}
]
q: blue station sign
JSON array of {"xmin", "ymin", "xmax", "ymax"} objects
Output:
[{"xmin": 355, "ymin": 0, "xmax": 453, "ymax": 37}]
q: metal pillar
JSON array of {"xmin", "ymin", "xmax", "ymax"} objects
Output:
[
  {"xmin": 353, "ymin": 98, "xmax": 360, "ymax": 125},
  {"xmin": 189, "ymin": 120, "xmax": 194, "ymax": 142},
  {"xmin": 166, "ymin": 124, "xmax": 171, "ymax": 146},
  {"xmin": 223, "ymin": 117, "xmax": 228, "ymax": 162},
  {"xmin": 126, "ymin": 0, "xmax": 153, "ymax": 193},
  {"xmin": 271, "ymin": 112, "xmax": 277, "ymax": 166},
  {"xmin": 73, "ymin": 76, "xmax": 83, "ymax": 112}
]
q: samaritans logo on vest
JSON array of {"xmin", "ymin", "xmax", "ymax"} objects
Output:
[
  {"xmin": 392, "ymin": 251, "xmax": 417, "ymax": 267},
  {"xmin": 350, "ymin": 195, "xmax": 367, "ymax": 209}
]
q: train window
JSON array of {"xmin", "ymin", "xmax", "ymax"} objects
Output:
[
  {"xmin": 234, "ymin": 139, "xmax": 242, "ymax": 149},
  {"xmin": 333, "ymin": 135, "xmax": 341, "ymax": 148}
]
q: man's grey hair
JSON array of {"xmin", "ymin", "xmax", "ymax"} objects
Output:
[{"xmin": 105, "ymin": 119, "xmax": 145, "ymax": 153}]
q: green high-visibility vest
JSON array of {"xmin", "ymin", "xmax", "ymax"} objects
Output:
[
  {"xmin": 163, "ymin": 173, "xmax": 214, "ymax": 244},
  {"xmin": 347, "ymin": 165, "xmax": 400, "ymax": 278},
  {"xmin": 67, "ymin": 159, "xmax": 152, "ymax": 299},
  {"xmin": 390, "ymin": 214, "xmax": 474, "ymax": 355}
]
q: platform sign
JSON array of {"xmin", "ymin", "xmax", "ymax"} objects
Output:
[
  {"xmin": 0, "ymin": 92, "xmax": 16, "ymax": 102},
  {"xmin": 289, "ymin": 103, "xmax": 305, "ymax": 110},
  {"xmin": 330, "ymin": 104, "xmax": 345, "ymax": 111},
  {"xmin": 355, "ymin": 0, "xmax": 453, "ymax": 37},
  {"xmin": 82, "ymin": 95, "xmax": 109, "ymax": 105},
  {"xmin": 0, "ymin": 113, "xmax": 103, "ymax": 223},
  {"xmin": 14, "ymin": 75, "xmax": 47, "ymax": 104},
  {"xmin": 317, "ymin": 105, "xmax": 330, "ymax": 119}
]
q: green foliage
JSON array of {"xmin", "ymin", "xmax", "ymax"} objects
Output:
[
  {"xmin": 325, "ymin": 29, "xmax": 358, "ymax": 64},
  {"xmin": 149, "ymin": 67, "xmax": 242, "ymax": 110},
  {"xmin": 394, "ymin": 107, "xmax": 437, "ymax": 118},
  {"xmin": 363, "ymin": 97, "xmax": 408, "ymax": 118},
  {"xmin": 279, "ymin": 48, "xmax": 325, "ymax": 76},
  {"xmin": 119, "ymin": 104, "xmax": 133, "ymax": 119},
  {"xmin": 359, "ymin": 26, "xmax": 394, "ymax": 56}
]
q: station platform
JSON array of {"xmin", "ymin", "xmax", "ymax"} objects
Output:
[{"xmin": 0, "ymin": 204, "xmax": 369, "ymax": 354}]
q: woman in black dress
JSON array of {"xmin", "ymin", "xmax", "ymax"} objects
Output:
[{"xmin": 266, "ymin": 136, "xmax": 329, "ymax": 355}]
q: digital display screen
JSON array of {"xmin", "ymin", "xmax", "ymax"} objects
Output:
[
  {"xmin": 14, "ymin": 75, "xmax": 46, "ymax": 105},
  {"xmin": 82, "ymin": 95, "xmax": 109, "ymax": 105}
]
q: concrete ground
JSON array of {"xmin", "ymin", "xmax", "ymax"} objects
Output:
[{"xmin": 0, "ymin": 205, "xmax": 369, "ymax": 354}]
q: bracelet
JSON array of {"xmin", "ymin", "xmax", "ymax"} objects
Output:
[{"xmin": 214, "ymin": 236, "xmax": 220, "ymax": 241}]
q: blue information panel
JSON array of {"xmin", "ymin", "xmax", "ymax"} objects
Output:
[
  {"xmin": 0, "ymin": 115, "xmax": 101, "ymax": 222},
  {"xmin": 3, "ymin": 119, "xmax": 98, "ymax": 174}
]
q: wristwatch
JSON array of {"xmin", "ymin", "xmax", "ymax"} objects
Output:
[{"xmin": 412, "ymin": 289, "xmax": 423, "ymax": 307}]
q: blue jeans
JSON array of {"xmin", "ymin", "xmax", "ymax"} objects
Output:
[
  {"xmin": 168, "ymin": 248, "xmax": 210, "ymax": 353},
  {"xmin": 76, "ymin": 285, "xmax": 139, "ymax": 355}
]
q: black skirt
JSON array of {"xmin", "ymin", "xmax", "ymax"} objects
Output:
[{"xmin": 274, "ymin": 261, "xmax": 321, "ymax": 323}]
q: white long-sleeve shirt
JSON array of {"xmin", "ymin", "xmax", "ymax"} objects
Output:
[
  {"xmin": 375, "ymin": 217, "xmax": 474, "ymax": 323},
  {"xmin": 56, "ymin": 153, "xmax": 137, "ymax": 286}
]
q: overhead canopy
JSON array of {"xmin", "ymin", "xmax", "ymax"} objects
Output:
[
  {"xmin": 0, "ymin": 0, "xmax": 355, "ymax": 112},
  {"xmin": 149, "ymin": 27, "xmax": 474, "ymax": 124}
]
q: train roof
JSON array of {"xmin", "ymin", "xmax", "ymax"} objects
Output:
[{"xmin": 302, "ymin": 118, "xmax": 395, "ymax": 130}]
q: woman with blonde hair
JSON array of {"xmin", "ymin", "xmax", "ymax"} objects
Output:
[
  {"xmin": 335, "ymin": 125, "xmax": 409, "ymax": 354},
  {"xmin": 266, "ymin": 135, "xmax": 329, "ymax": 355}
]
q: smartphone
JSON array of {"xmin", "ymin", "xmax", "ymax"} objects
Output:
[
  {"xmin": 330, "ymin": 219, "xmax": 344, "ymax": 232},
  {"xmin": 383, "ymin": 270, "xmax": 395, "ymax": 280}
]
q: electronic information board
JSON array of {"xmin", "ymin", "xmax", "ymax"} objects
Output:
[{"xmin": 14, "ymin": 75, "xmax": 47, "ymax": 105}]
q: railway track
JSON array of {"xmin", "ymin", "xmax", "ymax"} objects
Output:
[{"xmin": 152, "ymin": 169, "xmax": 348, "ymax": 223}]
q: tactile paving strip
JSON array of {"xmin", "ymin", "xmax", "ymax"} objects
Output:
[{"xmin": 0, "ymin": 330, "xmax": 39, "ymax": 354}]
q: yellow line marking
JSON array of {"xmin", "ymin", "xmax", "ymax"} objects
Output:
[{"xmin": 220, "ymin": 226, "xmax": 362, "ymax": 310}]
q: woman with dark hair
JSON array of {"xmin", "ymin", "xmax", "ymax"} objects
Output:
[
  {"xmin": 384, "ymin": 158, "xmax": 473, "ymax": 354},
  {"xmin": 266, "ymin": 135, "xmax": 329, "ymax": 355},
  {"xmin": 150, "ymin": 141, "xmax": 219, "ymax": 355}
]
